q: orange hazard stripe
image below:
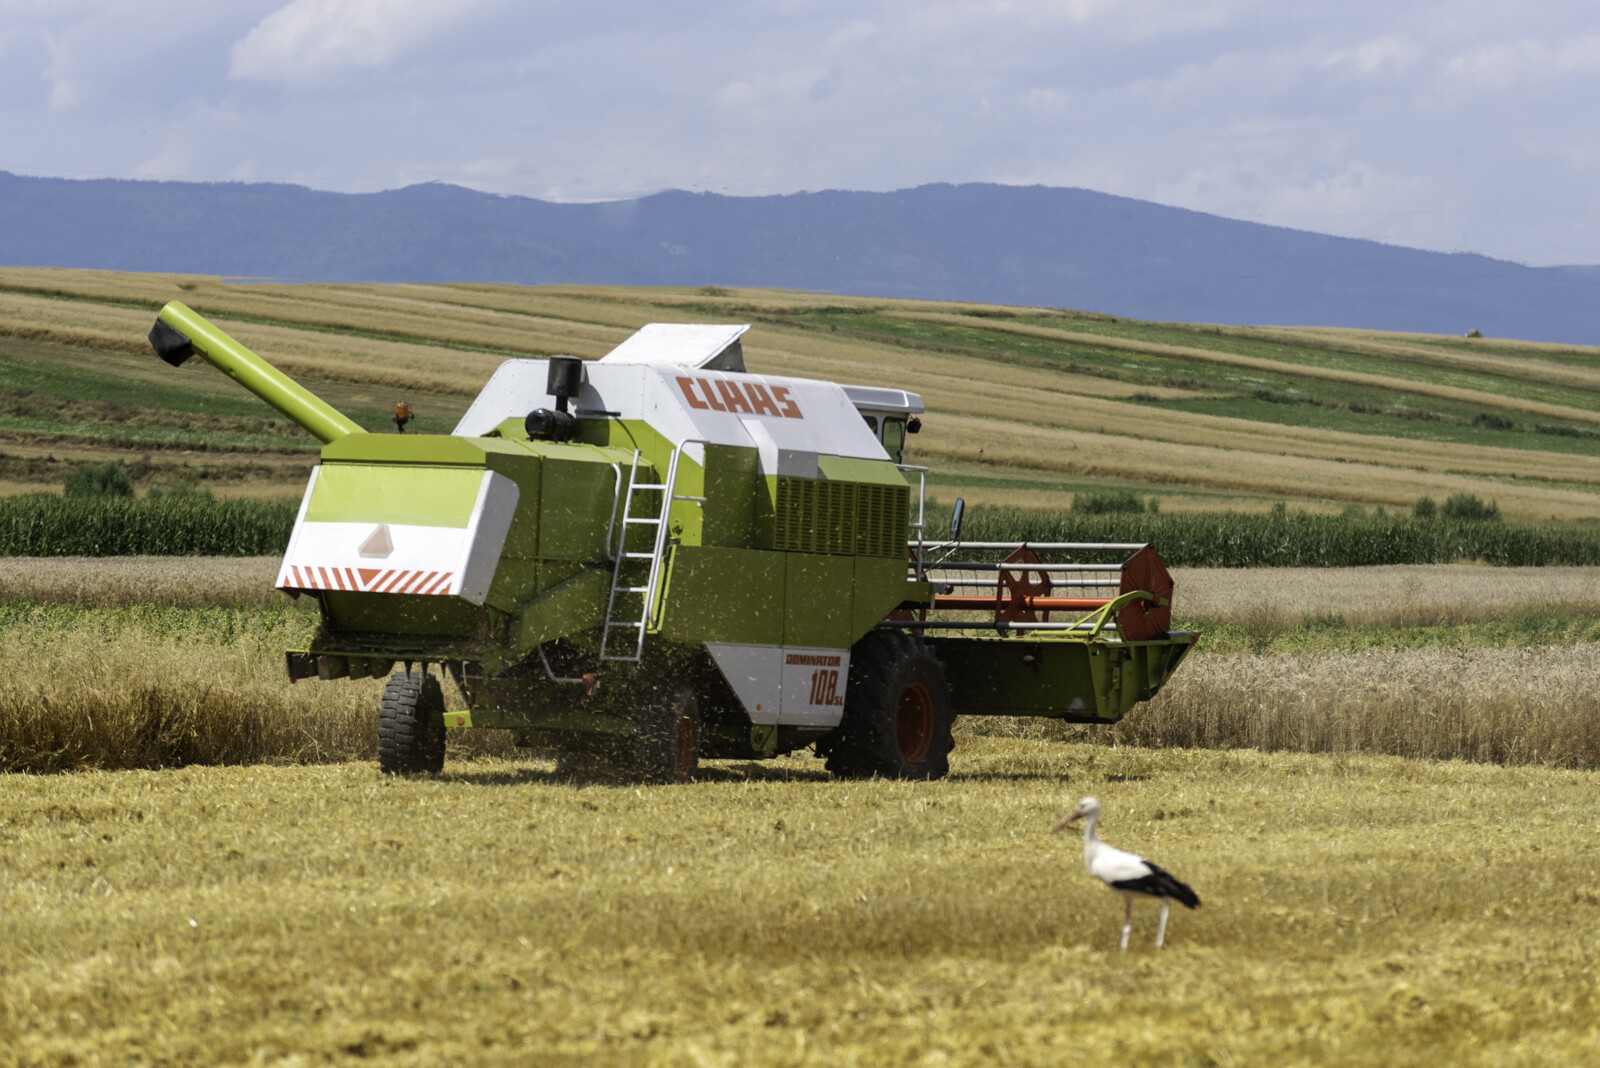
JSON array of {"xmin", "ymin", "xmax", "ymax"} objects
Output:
[{"xmin": 279, "ymin": 566, "xmax": 455, "ymax": 595}]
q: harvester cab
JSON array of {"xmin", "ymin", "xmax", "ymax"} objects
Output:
[{"xmin": 147, "ymin": 303, "xmax": 1197, "ymax": 782}]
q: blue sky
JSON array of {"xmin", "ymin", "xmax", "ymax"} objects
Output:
[{"xmin": 3, "ymin": 0, "xmax": 1597, "ymax": 265}]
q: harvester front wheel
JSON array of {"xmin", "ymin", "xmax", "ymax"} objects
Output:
[
  {"xmin": 378, "ymin": 668, "xmax": 447, "ymax": 775},
  {"xmin": 825, "ymin": 631, "xmax": 954, "ymax": 780},
  {"xmin": 633, "ymin": 683, "xmax": 701, "ymax": 784}
]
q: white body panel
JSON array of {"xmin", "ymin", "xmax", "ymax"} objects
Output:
[
  {"xmin": 600, "ymin": 323, "xmax": 749, "ymax": 368},
  {"xmin": 275, "ymin": 469, "xmax": 520, "ymax": 605},
  {"xmin": 705, "ymin": 643, "xmax": 852, "ymax": 727},
  {"xmin": 457, "ymin": 360, "xmax": 892, "ymax": 471},
  {"xmin": 840, "ymin": 384, "xmax": 924, "ymax": 416},
  {"xmin": 453, "ymin": 323, "xmax": 920, "ymax": 474}
]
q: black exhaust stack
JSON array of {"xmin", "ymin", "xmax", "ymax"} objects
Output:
[
  {"xmin": 547, "ymin": 356, "xmax": 584, "ymax": 414},
  {"xmin": 525, "ymin": 356, "xmax": 586, "ymax": 442}
]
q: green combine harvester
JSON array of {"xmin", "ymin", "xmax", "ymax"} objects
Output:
[{"xmin": 147, "ymin": 303, "xmax": 1198, "ymax": 782}]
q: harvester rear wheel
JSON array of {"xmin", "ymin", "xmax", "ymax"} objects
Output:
[
  {"xmin": 632, "ymin": 683, "xmax": 701, "ymax": 784},
  {"xmin": 378, "ymin": 668, "xmax": 447, "ymax": 775},
  {"xmin": 824, "ymin": 631, "xmax": 954, "ymax": 780}
]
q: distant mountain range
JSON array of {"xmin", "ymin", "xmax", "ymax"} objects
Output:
[{"xmin": 4, "ymin": 171, "xmax": 1598, "ymax": 344}]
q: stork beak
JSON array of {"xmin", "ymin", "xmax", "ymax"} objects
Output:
[{"xmin": 1052, "ymin": 811, "xmax": 1082, "ymax": 833}]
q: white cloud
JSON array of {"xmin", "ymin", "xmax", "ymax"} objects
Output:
[
  {"xmin": 827, "ymin": 19, "xmax": 878, "ymax": 49},
  {"xmin": 910, "ymin": 0, "xmax": 1242, "ymax": 36},
  {"xmin": 230, "ymin": 0, "xmax": 488, "ymax": 86},
  {"xmin": 5, "ymin": 1, "xmax": 1600, "ymax": 265},
  {"xmin": 1155, "ymin": 162, "xmax": 1444, "ymax": 249},
  {"xmin": 713, "ymin": 67, "xmax": 831, "ymax": 110},
  {"xmin": 1322, "ymin": 34, "xmax": 1421, "ymax": 77},
  {"xmin": 1440, "ymin": 34, "xmax": 1600, "ymax": 92}
]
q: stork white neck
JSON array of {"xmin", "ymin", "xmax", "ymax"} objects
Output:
[{"xmin": 1079, "ymin": 807, "xmax": 1102, "ymax": 864}]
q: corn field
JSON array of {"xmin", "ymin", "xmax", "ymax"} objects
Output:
[
  {"xmin": 0, "ymin": 496, "xmax": 296, "ymax": 556},
  {"xmin": 6, "ymin": 493, "xmax": 1600, "ymax": 565},
  {"xmin": 947, "ymin": 506, "xmax": 1600, "ymax": 567}
]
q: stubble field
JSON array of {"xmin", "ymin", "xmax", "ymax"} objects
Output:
[
  {"xmin": 5, "ymin": 743, "xmax": 1600, "ymax": 1065},
  {"xmin": 3, "ymin": 558, "xmax": 1600, "ymax": 1063}
]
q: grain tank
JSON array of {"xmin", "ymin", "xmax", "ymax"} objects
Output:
[{"xmin": 148, "ymin": 303, "xmax": 1197, "ymax": 781}]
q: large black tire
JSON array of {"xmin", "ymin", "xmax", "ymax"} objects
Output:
[
  {"xmin": 825, "ymin": 631, "xmax": 954, "ymax": 780},
  {"xmin": 631, "ymin": 682, "xmax": 701, "ymax": 784},
  {"xmin": 378, "ymin": 668, "xmax": 447, "ymax": 775}
]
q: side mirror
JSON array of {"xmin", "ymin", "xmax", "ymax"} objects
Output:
[{"xmin": 948, "ymin": 498, "xmax": 965, "ymax": 542}]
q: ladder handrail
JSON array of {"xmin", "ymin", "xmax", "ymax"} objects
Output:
[
  {"xmin": 598, "ymin": 449, "xmax": 652, "ymax": 661},
  {"xmin": 643, "ymin": 438, "xmax": 712, "ymax": 629},
  {"xmin": 897, "ymin": 463, "xmax": 929, "ymax": 580},
  {"xmin": 602, "ymin": 461, "xmax": 624, "ymax": 560},
  {"xmin": 599, "ymin": 439, "xmax": 711, "ymax": 662}
]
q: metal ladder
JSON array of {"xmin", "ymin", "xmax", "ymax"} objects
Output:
[{"xmin": 599, "ymin": 443, "xmax": 705, "ymax": 662}]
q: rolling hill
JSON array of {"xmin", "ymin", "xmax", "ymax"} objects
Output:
[
  {"xmin": 2, "ymin": 267, "xmax": 1598, "ymax": 523},
  {"xmin": 3, "ymin": 173, "xmax": 1599, "ymax": 344}
]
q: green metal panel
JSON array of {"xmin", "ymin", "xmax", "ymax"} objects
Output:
[
  {"xmin": 579, "ymin": 415, "xmax": 649, "ymax": 453},
  {"xmin": 508, "ymin": 568, "xmax": 609, "ymax": 650},
  {"xmin": 537, "ymin": 447, "xmax": 627, "ymax": 560},
  {"xmin": 931, "ymin": 634, "xmax": 1197, "ymax": 722},
  {"xmin": 306, "ymin": 464, "xmax": 483, "ymax": 527},
  {"xmin": 656, "ymin": 546, "xmax": 785, "ymax": 645},
  {"xmin": 852, "ymin": 556, "xmax": 912, "ymax": 637},
  {"xmin": 483, "ymin": 556, "xmax": 540, "ymax": 614},
  {"xmin": 783, "ymin": 553, "xmax": 855, "ymax": 648},
  {"xmin": 320, "ymin": 590, "xmax": 485, "ymax": 637},
  {"xmin": 484, "ymin": 453, "xmax": 543, "ymax": 562},
  {"xmin": 320, "ymin": 433, "xmax": 487, "ymax": 466},
  {"xmin": 700, "ymin": 444, "xmax": 760, "ymax": 548},
  {"xmin": 817, "ymin": 454, "xmax": 914, "ymax": 488}
]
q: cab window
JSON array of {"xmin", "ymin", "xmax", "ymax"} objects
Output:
[{"xmin": 881, "ymin": 418, "xmax": 907, "ymax": 463}]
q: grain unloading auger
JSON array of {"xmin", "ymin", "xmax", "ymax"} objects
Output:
[{"xmin": 147, "ymin": 302, "xmax": 1198, "ymax": 781}]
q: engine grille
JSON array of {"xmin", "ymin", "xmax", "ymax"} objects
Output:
[{"xmin": 774, "ymin": 478, "xmax": 907, "ymax": 557}]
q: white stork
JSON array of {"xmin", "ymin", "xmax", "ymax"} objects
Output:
[{"xmin": 1055, "ymin": 796, "xmax": 1200, "ymax": 950}]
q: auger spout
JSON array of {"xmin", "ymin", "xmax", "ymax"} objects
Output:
[{"xmin": 148, "ymin": 301, "xmax": 365, "ymax": 445}]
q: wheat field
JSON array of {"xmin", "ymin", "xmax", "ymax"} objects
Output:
[
  {"xmin": 1173, "ymin": 564, "xmax": 1600, "ymax": 627},
  {"xmin": 3, "ymin": 560, "xmax": 1599, "ymax": 774},
  {"xmin": 13, "ymin": 557, "xmax": 1599, "ymax": 621},
  {"xmin": 0, "ymin": 556, "xmax": 286, "ymax": 608}
]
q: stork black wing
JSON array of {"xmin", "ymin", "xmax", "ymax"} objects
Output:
[{"xmin": 1110, "ymin": 861, "xmax": 1200, "ymax": 909}]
